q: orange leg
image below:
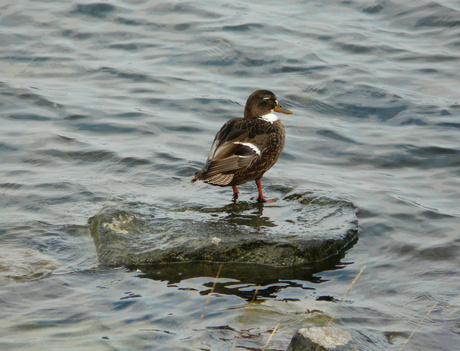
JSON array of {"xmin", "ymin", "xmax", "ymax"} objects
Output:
[
  {"xmin": 232, "ymin": 185, "xmax": 240, "ymax": 200},
  {"xmin": 255, "ymin": 179, "xmax": 277, "ymax": 203}
]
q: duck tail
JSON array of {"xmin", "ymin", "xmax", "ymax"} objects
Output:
[
  {"xmin": 191, "ymin": 171, "xmax": 234, "ymax": 186},
  {"xmin": 191, "ymin": 172, "xmax": 200, "ymax": 183}
]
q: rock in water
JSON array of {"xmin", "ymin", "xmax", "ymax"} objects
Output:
[
  {"xmin": 287, "ymin": 327, "xmax": 353, "ymax": 351},
  {"xmin": 88, "ymin": 191, "xmax": 358, "ymax": 267},
  {"xmin": 287, "ymin": 326, "xmax": 389, "ymax": 351}
]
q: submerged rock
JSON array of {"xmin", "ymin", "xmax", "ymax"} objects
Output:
[
  {"xmin": 89, "ymin": 191, "xmax": 358, "ymax": 267},
  {"xmin": 0, "ymin": 247, "xmax": 59, "ymax": 280}
]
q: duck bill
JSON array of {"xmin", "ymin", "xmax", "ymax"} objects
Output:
[{"xmin": 274, "ymin": 105, "xmax": 292, "ymax": 114}]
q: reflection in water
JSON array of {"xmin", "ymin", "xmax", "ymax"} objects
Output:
[{"xmin": 134, "ymin": 254, "xmax": 353, "ymax": 301}]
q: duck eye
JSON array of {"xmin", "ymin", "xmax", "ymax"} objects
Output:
[{"xmin": 261, "ymin": 99, "xmax": 272, "ymax": 107}]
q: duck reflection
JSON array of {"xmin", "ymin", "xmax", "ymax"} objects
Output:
[
  {"xmin": 195, "ymin": 200, "xmax": 278, "ymax": 232},
  {"xmin": 224, "ymin": 202, "xmax": 276, "ymax": 228}
]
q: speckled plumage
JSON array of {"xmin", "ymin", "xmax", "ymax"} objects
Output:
[{"xmin": 192, "ymin": 90, "xmax": 292, "ymax": 202}]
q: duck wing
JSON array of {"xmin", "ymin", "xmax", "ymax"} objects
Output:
[{"xmin": 194, "ymin": 118, "xmax": 268, "ymax": 185}]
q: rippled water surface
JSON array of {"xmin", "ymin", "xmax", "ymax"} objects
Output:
[{"xmin": 1, "ymin": 0, "xmax": 460, "ymax": 350}]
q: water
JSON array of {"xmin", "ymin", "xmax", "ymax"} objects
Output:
[{"xmin": 1, "ymin": 0, "xmax": 459, "ymax": 349}]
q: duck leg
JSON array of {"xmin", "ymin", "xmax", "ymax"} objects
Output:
[
  {"xmin": 232, "ymin": 185, "xmax": 240, "ymax": 200},
  {"xmin": 254, "ymin": 179, "xmax": 277, "ymax": 203}
]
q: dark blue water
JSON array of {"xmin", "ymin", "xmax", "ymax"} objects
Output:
[{"xmin": 1, "ymin": 0, "xmax": 459, "ymax": 350}]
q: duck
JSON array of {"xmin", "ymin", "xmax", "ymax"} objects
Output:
[{"xmin": 192, "ymin": 90, "xmax": 292, "ymax": 202}]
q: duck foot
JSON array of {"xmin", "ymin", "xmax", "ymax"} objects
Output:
[
  {"xmin": 253, "ymin": 179, "xmax": 277, "ymax": 203},
  {"xmin": 252, "ymin": 196, "xmax": 278, "ymax": 203}
]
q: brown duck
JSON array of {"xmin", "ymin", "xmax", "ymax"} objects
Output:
[{"xmin": 192, "ymin": 90, "xmax": 292, "ymax": 202}]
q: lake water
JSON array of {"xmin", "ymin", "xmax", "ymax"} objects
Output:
[{"xmin": 1, "ymin": 0, "xmax": 459, "ymax": 350}]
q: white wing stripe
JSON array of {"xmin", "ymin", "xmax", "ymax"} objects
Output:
[{"xmin": 234, "ymin": 142, "xmax": 261, "ymax": 155}]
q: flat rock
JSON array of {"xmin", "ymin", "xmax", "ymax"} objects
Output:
[{"xmin": 88, "ymin": 190, "xmax": 358, "ymax": 267}]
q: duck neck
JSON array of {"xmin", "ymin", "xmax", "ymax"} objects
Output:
[{"xmin": 244, "ymin": 106, "xmax": 252, "ymax": 119}]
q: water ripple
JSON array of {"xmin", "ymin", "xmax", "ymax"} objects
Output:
[
  {"xmin": 1, "ymin": 0, "xmax": 460, "ymax": 350},
  {"xmin": 71, "ymin": 3, "xmax": 117, "ymax": 18}
]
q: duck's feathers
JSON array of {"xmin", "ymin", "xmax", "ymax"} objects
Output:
[
  {"xmin": 205, "ymin": 139, "xmax": 259, "ymax": 175},
  {"xmin": 193, "ymin": 117, "xmax": 277, "ymax": 186}
]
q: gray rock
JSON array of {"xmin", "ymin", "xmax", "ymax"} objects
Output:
[
  {"xmin": 287, "ymin": 326, "xmax": 388, "ymax": 351},
  {"xmin": 88, "ymin": 191, "xmax": 358, "ymax": 267},
  {"xmin": 287, "ymin": 327, "xmax": 353, "ymax": 351}
]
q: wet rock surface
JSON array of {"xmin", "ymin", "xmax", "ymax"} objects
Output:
[
  {"xmin": 287, "ymin": 326, "xmax": 389, "ymax": 351},
  {"xmin": 287, "ymin": 327, "xmax": 353, "ymax": 351},
  {"xmin": 89, "ymin": 190, "xmax": 358, "ymax": 267}
]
